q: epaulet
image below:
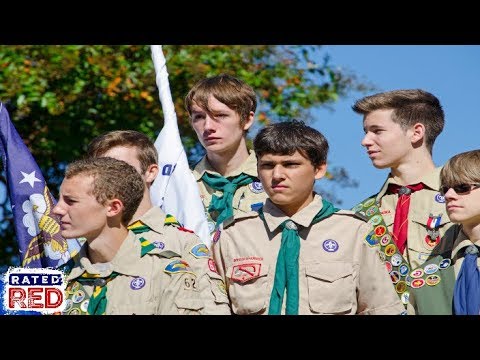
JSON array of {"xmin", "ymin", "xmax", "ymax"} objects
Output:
[
  {"xmin": 222, "ymin": 210, "xmax": 259, "ymax": 230},
  {"xmin": 332, "ymin": 209, "xmax": 369, "ymax": 222}
]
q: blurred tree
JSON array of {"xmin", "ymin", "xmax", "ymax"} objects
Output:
[{"xmin": 0, "ymin": 45, "xmax": 371, "ymax": 268}]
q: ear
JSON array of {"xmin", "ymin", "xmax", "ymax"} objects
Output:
[
  {"xmin": 410, "ymin": 122, "xmax": 426, "ymax": 143},
  {"xmin": 242, "ymin": 111, "xmax": 255, "ymax": 131},
  {"xmin": 314, "ymin": 163, "xmax": 327, "ymax": 180},
  {"xmin": 144, "ymin": 164, "xmax": 159, "ymax": 185},
  {"xmin": 106, "ymin": 199, "xmax": 124, "ymax": 219}
]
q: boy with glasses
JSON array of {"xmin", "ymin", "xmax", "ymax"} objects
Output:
[{"xmin": 409, "ymin": 150, "xmax": 480, "ymax": 314}]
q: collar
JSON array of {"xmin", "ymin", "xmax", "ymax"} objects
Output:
[
  {"xmin": 67, "ymin": 232, "xmax": 145, "ymax": 281},
  {"xmin": 376, "ymin": 166, "xmax": 443, "ymax": 200},
  {"xmin": 193, "ymin": 150, "xmax": 258, "ymax": 180},
  {"xmin": 130, "ymin": 206, "xmax": 166, "ymax": 235},
  {"xmin": 262, "ymin": 193, "xmax": 324, "ymax": 233},
  {"xmin": 451, "ymin": 227, "xmax": 480, "ymax": 260}
]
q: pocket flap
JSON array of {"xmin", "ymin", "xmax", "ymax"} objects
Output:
[
  {"xmin": 175, "ymin": 298, "xmax": 205, "ymax": 311},
  {"xmin": 410, "ymin": 208, "xmax": 450, "ymax": 226},
  {"xmin": 306, "ymin": 263, "xmax": 353, "ymax": 282}
]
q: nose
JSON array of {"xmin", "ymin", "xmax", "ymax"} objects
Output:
[
  {"xmin": 444, "ymin": 187, "xmax": 457, "ymax": 200},
  {"xmin": 52, "ymin": 201, "xmax": 66, "ymax": 217},
  {"xmin": 272, "ymin": 165, "xmax": 285, "ymax": 181},
  {"xmin": 204, "ymin": 115, "xmax": 216, "ymax": 132},
  {"xmin": 361, "ymin": 132, "xmax": 373, "ymax": 147}
]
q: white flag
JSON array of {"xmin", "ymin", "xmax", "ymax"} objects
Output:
[{"xmin": 149, "ymin": 45, "xmax": 211, "ymax": 247}]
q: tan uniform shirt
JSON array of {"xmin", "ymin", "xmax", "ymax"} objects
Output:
[
  {"xmin": 193, "ymin": 151, "xmax": 268, "ymax": 234},
  {"xmin": 64, "ymin": 232, "xmax": 204, "ymax": 315},
  {"xmin": 130, "ymin": 206, "xmax": 230, "ymax": 315},
  {"xmin": 213, "ymin": 194, "xmax": 406, "ymax": 315},
  {"xmin": 375, "ymin": 167, "xmax": 456, "ymax": 269}
]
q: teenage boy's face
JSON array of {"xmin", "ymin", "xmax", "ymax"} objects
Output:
[
  {"xmin": 257, "ymin": 150, "xmax": 326, "ymax": 216},
  {"xmin": 361, "ymin": 109, "xmax": 413, "ymax": 169},
  {"xmin": 53, "ymin": 175, "xmax": 107, "ymax": 241},
  {"xmin": 444, "ymin": 183, "xmax": 480, "ymax": 227},
  {"xmin": 190, "ymin": 95, "xmax": 253, "ymax": 155}
]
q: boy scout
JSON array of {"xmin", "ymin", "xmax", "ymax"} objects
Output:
[
  {"xmin": 186, "ymin": 74, "xmax": 268, "ymax": 238},
  {"xmin": 410, "ymin": 150, "xmax": 480, "ymax": 315},
  {"xmin": 53, "ymin": 157, "xmax": 204, "ymax": 315},
  {"xmin": 352, "ymin": 90, "xmax": 457, "ymax": 270},
  {"xmin": 212, "ymin": 120, "xmax": 405, "ymax": 315},
  {"xmin": 86, "ymin": 130, "xmax": 230, "ymax": 314}
]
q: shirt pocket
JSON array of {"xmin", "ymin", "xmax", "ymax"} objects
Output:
[
  {"xmin": 409, "ymin": 208, "xmax": 452, "ymax": 256},
  {"xmin": 305, "ymin": 262, "xmax": 354, "ymax": 314},
  {"xmin": 110, "ymin": 302, "xmax": 158, "ymax": 315},
  {"xmin": 226, "ymin": 263, "xmax": 269, "ymax": 315},
  {"xmin": 207, "ymin": 271, "xmax": 230, "ymax": 305},
  {"xmin": 175, "ymin": 298, "xmax": 205, "ymax": 315}
]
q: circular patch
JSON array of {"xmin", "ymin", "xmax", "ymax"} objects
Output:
[
  {"xmin": 365, "ymin": 206, "xmax": 379, "ymax": 217},
  {"xmin": 439, "ymin": 258, "xmax": 451, "ymax": 269},
  {"xmin": 391, "ymin": 253, "xmax": 403, "ymax": 267},
  {"xmin": 68, "ymin": 308, "xmax": 81, "ymax": 315},
  {"xmin": 424, "ymin": 263, "xmax": 439, "ymax": 275},
  {"xmin": 378, "ymin": 251, "xmax": 386, "ymax": 263},
  {"xmin": 395, "ymin": 281, "xmax": 407, "ymax": 294},
  {"xmin": 369, "ymin": 215, "xmax": 382, "ymax": 226},
  {"xmin": 363, "ymin": 198, "xmax": 376, "ymax": 208},
  {"xmin": 80, "ymin": 299, "xmax": 89, "ymax": 313},
  {"xmin": 72, "ymin": 290, "xmax": 85, "ymax": 304},
  {"xmin": 390, "ymin": 271, "xmax": 400, "ymax": 284},
  {"xmin": 130, "ymin": 277, "xmax": 146, "ymax": 290},
  {"xmin": 399, "ymin": 264, "xmax": 410, "ymax": 277},
  {"xmin": 426, "ymin": 274, "xmax": 441, "ymax": 286},
  {"xmin": 410, "ymin": 268, "xmax": 424, "ymax": 278},
  {"xmin": 208, "ymin": 221, "xmax": 216, "ymax": 233},
  {"xmin": 405, "ymin": 275, "xmax": 413, "ymax": 286},
  {"xmin": 410, "ymin": 278, "xmax": 425, "ymax": 289},
  {"xmin": 322, "ymin": 239, "xmax": 339, "ymax": 252},
  {"xmin": 63, "ymin": 299, "xmax": 73, "ymax": 313},
  {"xmin": 208, "ymin": 258, "xmax": 218, "ymax": 273},
  {"xmin": 385, "ymin": 261, "xmax": 393, "ymax": 273},
  {"xmin": 380, "ymin": 234, "xmax": 391, "ymax": 246},
  {"xmin": 401, "ymin": 291, "xmax": 410, "ymax": 304},
  {"xmin": 249, "ymin": 181, "xmax": 264, "ymax": 193},
  {"xmin": 385, "ymin": 244, "xmax": 396, "ymax": 257},
  {"xmin": 435, "ymin": 193, "xmax": 445, "ymax": 203},
  {"xmin": 153, "ymin": 241, "xmax": 165, "ymax": 250},
  {"xmin": 374, "ymin": 225, "xmax": 387, "ymax": 237}
]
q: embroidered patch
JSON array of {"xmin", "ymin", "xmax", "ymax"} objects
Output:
[
  {"xmin": 374, "ymin": 225, "xmax": 386, "ymax": 237},
  {"xmin": 369, "ymin": 215, "xmax": 382, "ymax": 226},
  {"xmin": 190, "ymin": 243, "xmax": 211, "ymax": 258},
  {"xmin": 249, "ymin": 181, "xmax": 264, "ymax": 194},
  {"xmin": 399, "ymin": 264, "xmax": 410, "ymax": 276},
  {"xmin": 439, "ymin": 258, "xmax": 451, "ymax": 269},
  {"xmin": 208, "ymin": 221, "xmax": 216, "ymax": 233},
  {"xmin": 72, "ymin": 290, "xmax": 85, "ymax": 304},
  {"xmin": 363, "ymin": 198, "xmax": 376, "ymax": 208},
  {"xmin": 164, "ymin": 259, "xmax": 193, "ymax": 274},
  {"xmin": 153, "ymin": 241, "xmax": 165, "ymax": 250},
  {"xmin": 322, "ymin": 239, "xmax": 339, "ymax": 252},
  {"xmin": 395, "ymin": 281, "xmax": 407, "ymax": 294},
  {"xmin": 208, "ymin": 258, "xmax": 218, "ymax": 273},
  {"xmin": 365, "ymin": 206, "xmax": 379, "ymax": 217},
  {"xmin": 231, "ymin": 263, "xmax": 262, "ymax": 283},
  {"xmin": 390, "ymin": 271, "xmax": 400, "ymax": 284},
  {"xmin": 424, "ymin": 235, "xmax": 441, "ymax": 250},
  {"xmin": 434, "ymin": 193, "xmax": 445, "ymax": 203},
  {"xmin": 380, "ymin": 234, "xmax": 391, "ymax": 246},
  {"xmin": 364, "ymin": 233, "xmax": 378, "ymax": 247},
  {"xmin": 130, "ymin": 277, "xmax": 146, "ymax": 290},
  {"xmin": 80, "ymin": 300, "xmax": 89, "ymax": 312},
  {"xmin": 212, "ymin": 228, "xmax": 221, "ymax": 243},
  {"xmin": 385, "ymin": 244, "xmax": 396, "ymax": 257},
  {"xmin": 425, "ymin": 274, "xmax": 441, "ymax": 286},
  {"xmin": 410, "ymin": 278, "xmax": 425, "ymax": 289},
  {"xmin": 410, "ymin": 268, "xmax": 424, "ymax": 278},
  {"xmin": 424, "ymin": 263, "xmax": 439, "ymax": 275},
  {"xmin": 385, "ymin": 261, "xmax": 393, "ymax": 273},
  {"xmin": 400, "ymin": 291, "xmax": 410, "ymax": 304},
  {"xmin": 390, "ymin": 253, "xmax": 403, "ymax": 267},
  {"xmin": 352, "ymin": 204, "xmax": 364, "ymax": 213}
]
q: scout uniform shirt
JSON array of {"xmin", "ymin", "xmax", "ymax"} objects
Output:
[
  {"xmin": 375, "ymin": 167, "xmax": 456, "ymax": 269},
  {"xmin": 212, "ymin": 194, "xmax": 406, "ymax": 315},
  {"xmin": 128, "ymin": 206, "xmax": 230, "ymax": 315},
  {"xmin": 409, "ymin": 226, "xmax": 475, "ymax": 315},
  {"xmin": 193, "ymin": 151, "xmax": 268, "ymax": 234},
  {"xmin": 61, "ymin": 231, "xmax": 204, "ymax": 315}
]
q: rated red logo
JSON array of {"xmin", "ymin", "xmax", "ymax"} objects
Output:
[{"xmin": 3, "ymin": 267, "xmax": 66, "ymax": 314}]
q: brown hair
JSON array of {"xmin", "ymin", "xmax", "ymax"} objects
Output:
[
  {"xmin": 352, "ymin": 89, "xmax": 444, "ymax": 153},
  {"xmin": 185, "ymin": 73, "xmax": 257, "ymax": 125},
  {"xmin": 253, "ymin": 120, "xmax": 329, "ymax": 167},
  {"xmin": 65, "ymin": 157, "xmax": 144, "ymax": 225},
  {"xmin": 440, "ymin": 149, "xmax": 480, "ymax": 188},
  {"xmin": 86, "ymin": 130, "xmax": 158, "ymax": 174}
]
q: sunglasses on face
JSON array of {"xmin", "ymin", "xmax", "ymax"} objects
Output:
[{"xmin": 439, "ymin": 183, "xmax": 480, "ymax": 196}]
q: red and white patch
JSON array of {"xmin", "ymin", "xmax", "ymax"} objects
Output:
[
  {"xmin": 231, "ymin": 263, "xmax": 262, "ymax": 283},
  {"xmin": 208, "ymin": 258, "xmax": 218, "ymax": 274}
]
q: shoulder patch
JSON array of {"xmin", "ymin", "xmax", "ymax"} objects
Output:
[
  {"xmin": 164, "ymin": 259, "xmax": 195, "ymax": 275},
  {"xmin": 190, "ymin": 243, "xmax": 211, "ymax": 258},
  {"xmin": 164, "ymin": 214, "xmax": 181, "ymax": 227}
]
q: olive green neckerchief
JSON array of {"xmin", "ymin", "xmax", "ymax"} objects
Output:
[
  {"xmin": 201, "ymin": 172, "xmax": 256, "ymax": 225},
  {"xmin": 258, "ymin": 199, "xmax": 339, "ymax": 315}
]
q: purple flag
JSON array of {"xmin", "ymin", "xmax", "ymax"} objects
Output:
[{"xmin": 0, "ymin": 103, "xmax": 79, "ymax": 268}]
